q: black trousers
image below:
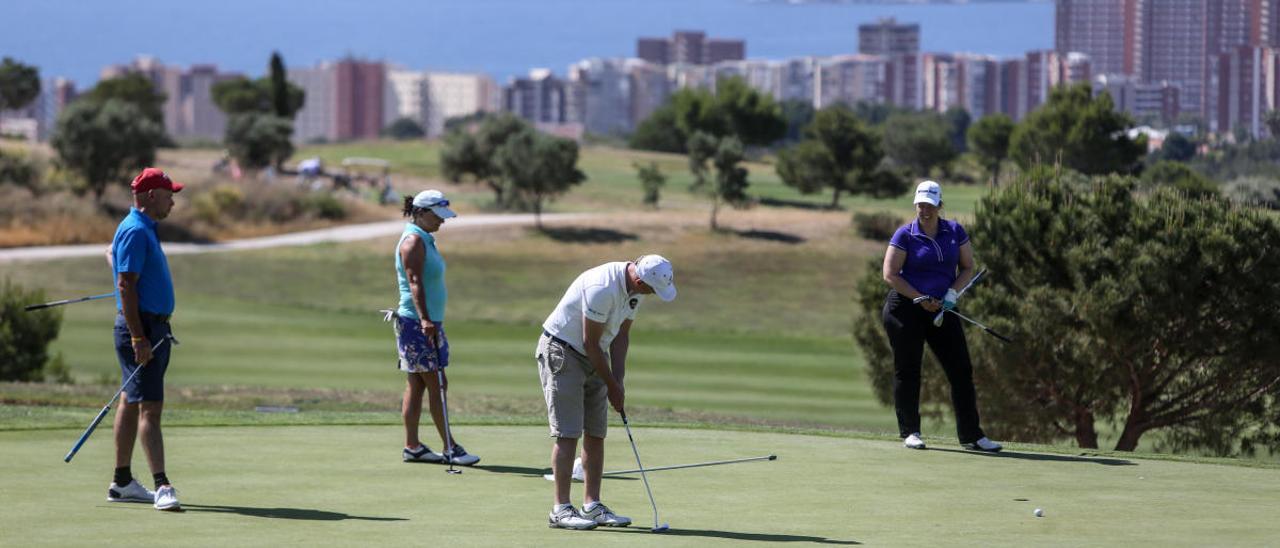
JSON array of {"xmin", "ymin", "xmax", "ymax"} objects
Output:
[{"xmin": 881, "ymin": 290, "xmax": 986, "ymax": 444}]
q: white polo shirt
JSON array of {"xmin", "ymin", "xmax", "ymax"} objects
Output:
[{"xmin": 542, "ymin": 262, "xmax": 643, "ymax": 355}]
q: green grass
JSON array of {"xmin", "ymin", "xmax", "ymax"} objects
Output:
[{"xmin": 4, "ymin": 424, "xmax": 1279, "ymax": 546}]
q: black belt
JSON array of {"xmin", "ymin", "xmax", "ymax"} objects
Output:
[{"xmin": 542, "ymin": 330, "xmax": 584, "ymax": 356}]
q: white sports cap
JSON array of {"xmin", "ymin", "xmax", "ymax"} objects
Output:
[
  {"xmin": 635, "ymin": 254, "xmax": 677, "ymax": 302},
  {"xmin": 913, "ymin": 180, "xmax": 942, "ymax": 207},
  {"xmin": 411, "ymin": 189, "xmax": 456, "ymax": 219}
]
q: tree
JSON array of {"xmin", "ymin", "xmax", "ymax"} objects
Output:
[
  {"xmin": 1158, "ymin": 132, "xmax": 1197, "ymax": 163},
  {"xmin": 944, "ymin": 106, "xmax": 971, "ymax": 153},
  {"xmin": 52, "ymin": 99, "xmax": 165, "ymax": 201},
  {"xmin": 224, "ymin": 113, "xmax": 294, "ymax": 171},
  {"xmin": 1009, "ymin": 83, "xmax": 1145, "ymax": 175},
  {"xmin": 634, "ymin": 161, "xmax": 667, "ymax": 208},
  {"xmin": 856, "ymin": 172, "xmax": 1280, "ymax": 454},
  {"xmin": 1, "ymin": 280, "xmax": 62, "ymax": 382},
  {"xmin": 1266, "ymin": 110, "xmax": 1280, "ymax": 140},
  {"xmin": 497, "ymin": 131, "xmax": 586, "ymax": 228},
  {"xmin": 269, "ymin": 51, "xmax": 291, "ymax": 118},
  {"xmin": 0, "ymin": 57, "xmax": 40, "ymax": 111},
  {"xmin": 778, "ymin": 99, "xmax": 816, "ymax": 145},
  {"xmin": 629, "ymin": 104, "xmax": 686, "ymax": 153},
  {"xmin": 671, "ymin": 77, "xmax": 786, "ymax": 146},
  {"xmin": 776, "ymin": 104, "xmax": 899, "ymax": 207},
  {"xmin": 882, "ymin": 111, "xmax": 958, "ymax": 177},
  {"xmin": 440, "ymin": 113, "xmax": 532, "ymax": 208},
  {"xmin": 687, "ymin": 132, "xmax": 750, "ymax": 230},
  {"xmin": 967, "ymin": 114, "xmax": 1015, "ymax": 186},
  {"xmin": 382, "ymin": 117, "xmax": 426, "ymax": 140},
  {"xmin": 1141, "ymin": 161, "xmax": 1218, "ymax": 198},
  {"xmin": 84, "ymin": 73, "xmax": 167, "ymax": 128}
]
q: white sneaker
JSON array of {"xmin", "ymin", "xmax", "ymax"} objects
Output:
[
  {"xmin": 153, "ymin": 485, "xmax": 181, "ymax": 511},
  {"xmin": 107, "ymin": 479, "xmax": 154, "ymax": 503},
  {"xmin": 403, "ymin": 444, "xmax": 444, "ymax": 463},
  {"xmin": 904, "ymin": 433, "xmax": 927, "ymax": 450},
  {"xmin": 963, "ymin": 437, "xmax": 1003, "ymax": 453},
  {"xmin": 548, "ymin": 505, "xmax": 598, "ymax": 530},
  {"xmin": 444, "ymin": 444, "xmax": 480, "ymax": 466},
  {"xmin": 582, "ymin": 502, "xmax": 631, "ymax": 527}
]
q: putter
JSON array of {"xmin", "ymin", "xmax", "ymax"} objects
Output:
[
  {"xmin": 65, "ymin": 334, "xmax": 177, "ymax": 463},
  {"xmin": 947, "ymin": 309, "xmax": 1014, "ymax": 343},
  {"xmin": 933, "ymin": 268, "xmax": 987, "ymax": 327},
  {"xmin": 25, "ymin": 293, "xmax": 114, "ymax": 312},
  {"xmin": 542, "ymin": 454, "xmax": 778, "ymax": 481},
  {"xmin": 434, "ymin": 336, "xmax": 461, "ymax": 475},
  {"xmin": 620, "ymin": 412, "xmax": 669, "ymax": 533}
]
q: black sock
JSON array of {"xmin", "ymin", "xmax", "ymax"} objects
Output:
[
  {"xmin": 153, "ymin": 472, "xmax": 170, "ymax": 490},
  {"xmin": 114, "ymin": 466, "xmax": 132, "ymax": 487}
]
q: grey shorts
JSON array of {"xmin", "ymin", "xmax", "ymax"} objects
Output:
[{"xmin": 536, "ymin": 333, "xmax": 607, "ymax": 439}]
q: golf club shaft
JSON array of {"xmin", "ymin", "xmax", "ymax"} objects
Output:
[
  {"xmin": 434, "ymin": 336, "xmax": 459, "ymax": 472},
  {"xmin": 933, "ymin": 268, "xmax": 986, "ymax": 326},
  {"xmin": 25, "ymin": 293, "xmax": 114, "ymax": 312},
  {"xmin": 603, "ymin": 454, "xmax": 777, "ymax": 476},
  {"xmin": 948, "ymin": 309, "xmax": 1014, "ymax": 343},
  {"xmin": 64, "ymin": 336, "xmax": 172, "ymax": 463},
  {"xmin": 621, "ymin": 413, "xmax": 662, "ymax": 529}
]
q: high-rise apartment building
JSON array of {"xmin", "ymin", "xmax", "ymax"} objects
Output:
[
  {"xmin": 504, "ymin": 69, "xmax": 569, "ymax": 124},
  {"xmin": 289, "ymin": 63, "xmax": 336, "ymax": 142},
  {"xmin": 99, "ymin": 57, "xmax": 236, "ymax": 141},
  {"xmin": 1094, "ymin": 74, "xmax": 1181, "ymax": 122},
  {"xmin": 569, "ymin": 58, "xmax": 634, "ymax": 135},
  {"xmin": 858, "ymin": 18, "xmax": 920, "ymax": 56},
  {"xmin": 635, "ymin": 31, "xmax": 745, "ymax": 66},
  {"xmin": 334, "ymin": 59, "xmax": 385, "ymax": 141},
  {"xmin": 1217, "ymin": 46, "xmax": 1279, "ymax": 136},
  {"xmin": 814, "ymin": 54, "xmax": 887, "ymax": 108},
  {"xmin": 384, "ymin": 69, "xmax": 431, "ymax": 133},
  {"xmin": 423, "ymin": 73, "xmax": 498, "ymax": 137},
  {"xmin": 885, "ymin": 53, "xmax": 922, "ymax": 109},
  {"xmin": 1055, "ymin": 0, "xmax": 1140, "ymax": 76}
]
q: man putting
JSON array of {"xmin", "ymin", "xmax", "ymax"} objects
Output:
[
  {"xmin": 537, "ymin": 255, "xmax": 677, "ymax": 530},
  {"xmin": 105, "ymin": 168, "xmax": 182, "ymax": 511}
]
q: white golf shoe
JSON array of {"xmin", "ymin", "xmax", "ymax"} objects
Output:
[
  {"xmin": 403, "ymin": 444, "xmax": 444, "ymax": 463},
  {"xmin": 444, "ymin": 444, "xmax": 480, "ymax": 466},
  {"xmin": 963, "ymin": 437, "xmax": 1003, "ymax": 453},
  {"xmin": 548, "ymin": 504, "xmax": 598, "ymax": 530},
  {"xmin": 582, "ymin": 502, "xmax": 632, "ymax": 527},
  {"xmin": 153, "ymin": 485, "xmax": 181, "ymax": 511},
  {"xmin": 106, "ymin": 479, "xmax": 155, "ymax": 503},
  {"xmin": 903, "ymin": 433, "xmax": 927, "ymax": 450}
]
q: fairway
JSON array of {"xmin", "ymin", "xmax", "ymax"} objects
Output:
[{"xmin": 4, "ymin": 424, "xmax": 1278, "ymax": 547}]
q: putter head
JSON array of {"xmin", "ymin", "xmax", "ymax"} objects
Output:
[
  {"xmin": 446, "ymin": 468, "xmax": 462, "ymax": 475},
  {"xmin": 767, "ymin": 454, "xmax": 777, "ymax": 461},
  {"xmin": 652, "ymin": 523, "xmax": 670, "ymax": 533}
]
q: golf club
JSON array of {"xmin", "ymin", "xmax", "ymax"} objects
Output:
[
  {"xmin": 64, "ymin": 334, "xmax": 177, "ymax": 463},
  {"xmin": 947, "ymin": 309, "xmax": 1014, "ymax": 343},
  {"xmin": 620, "ymin": 412, "xmax": 669, "ymax": 533},
  {"xmin": 25, "ymin": 293, "xmax": 113, "ymax": 312},
  {"xmin": 934, "ymin": 268, "xmax": 987, "ymax": 327},
  {"xmin": 541, "ymin": 454, "xmax": 778, "ymax": 481},
  {"xmin": 435, "ymin": 336, "xmax": 461, "ymax": 475}
]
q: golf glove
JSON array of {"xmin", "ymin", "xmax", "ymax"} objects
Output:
[{"xmin": 942, "ymin": 288, "xmax": 960, "ymax": 312}]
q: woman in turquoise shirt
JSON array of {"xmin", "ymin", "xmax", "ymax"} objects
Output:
[{"xmin": 394, "ymin": 190, "xmax": 479, "ymax": 466}]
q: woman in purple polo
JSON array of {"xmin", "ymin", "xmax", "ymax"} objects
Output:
[{"xmin": 880, "ymin": 181, "xmax": 1002, "ymax": 452}]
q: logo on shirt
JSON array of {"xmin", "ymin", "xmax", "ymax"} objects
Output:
[{"xmin": 629, "ymin": 298, "xmax": 638, "ymax": 309}]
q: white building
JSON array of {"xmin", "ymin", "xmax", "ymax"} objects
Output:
[
  {"xmin": 424, "ymin": 72, "xmax": 498, "ymax": 137},
  {"xmin": 815, "ymin": 55, "xmax": 888, "ymax": 109},
  {"xmin": 289, "ymin": 63, "xmax": 336, "ymax": 142},
  {"xmin": 385, "ymin": 69, "xmax": 431, "ymax": 132}
]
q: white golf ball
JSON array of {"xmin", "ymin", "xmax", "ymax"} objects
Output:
[{"xmin": 1034, "ymin": 508, "xmax": 1044, "ymax": 517}]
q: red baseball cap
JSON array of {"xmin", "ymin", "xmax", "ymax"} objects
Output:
[{"xmin": 131, "ymin": 168, "xmax": 184, "ymax": 194}]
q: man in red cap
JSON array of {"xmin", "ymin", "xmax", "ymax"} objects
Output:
[{"xmin": 104, "ymin": 167, "xmax": 184, "ymax": 511}]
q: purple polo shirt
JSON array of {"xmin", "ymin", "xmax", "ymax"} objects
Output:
[{"xmin": 888, "ymin": 218, "xmax": 969, "ymax": 299}]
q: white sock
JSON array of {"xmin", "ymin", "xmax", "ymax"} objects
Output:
[
  {"xmin": 554, "ymin": 503, "xmax": 572, "ymax": 512},
  {"xmin": 584, "ymin": 501, "xmax": 600, "ymax": 511}
]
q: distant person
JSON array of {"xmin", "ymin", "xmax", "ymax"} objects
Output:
[
  {"xmin": 537, "ymin": 255, "xmax": 677, "ymax": 530},
  {"xmin": 880, "ymin": 181, "xmax": 1002, "ymax": 453},
  {"xmin": 105, "ymin": 168, "xmax": 184, "ymax": 511},
  {"xmin": 392, "ymin": 190, "xmax": 479, "ymax": 467}
]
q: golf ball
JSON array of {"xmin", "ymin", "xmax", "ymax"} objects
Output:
[{"xmin": 1034, "ymin": 508, "xmax": 1044, "ymax": 517}]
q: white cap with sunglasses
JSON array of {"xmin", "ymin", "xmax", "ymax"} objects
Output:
[{"xmin": 412, "ymin": 190, "xmax": 457, "ymax": 219}]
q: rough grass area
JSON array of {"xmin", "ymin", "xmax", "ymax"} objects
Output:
[{"xmin": 4, "ymin": 425, "xmax": 1278, "ymax": 546}]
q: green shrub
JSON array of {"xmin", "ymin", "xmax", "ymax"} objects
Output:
[
  {"xmin": 192, "ymin": 185, "xmax": 245, "ymax": 224},
  {"xmin": 0, "ymin": 148, "xmax": 39, "ymax": 191},
  {"xmin": 0, "ymin": 280, "xmax": 63, "ymax": 382},
  {"xmin": 1223, "ymin": 176, "xmax": 1280, "ymax": 209},
  {"xmin": 852, "ymin": 211, "xmax": 905, "ymax": 241},
  {"xmin": 304, "ymin": 192, "xmax": 347, "ymax": 220}
]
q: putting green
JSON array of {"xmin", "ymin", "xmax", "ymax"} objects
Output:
[{"xmin": 3, "ymin": 425, "xmax": 1277, "ymax": 546}]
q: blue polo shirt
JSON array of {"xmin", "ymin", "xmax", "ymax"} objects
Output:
[
  {"xmin": 111, "ymin": 208, "xmax": 175, "ymax": 315},
  {"xmin": 395, "ymin": 223, "xmax": 447, "ymax": 322},
  {"xmin": 888, "ymin": 218, "xmax": 969, "ymax": 299}
]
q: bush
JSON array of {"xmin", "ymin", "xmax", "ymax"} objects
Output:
[
  {"xmin": 0, "ymin": 280, "xmax": 63, "ymax": 382},
  {"xmin": 852, "ymin": 211, "xmax": 905, "ymax": 241},
  {"xmin": 192, "ymin": 185, "xmax": 245, "ymax": 225},
  {"xmin": 303, "ymin": 192, "xmax": 347, "ymax": 220},
  {"xmin": 1223, "ymin": 176, "xmax": 1280, "ymax": 209},
  {"xmin": 0, "ymin": 148, "xmax": 39, "ymax": 191}
]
